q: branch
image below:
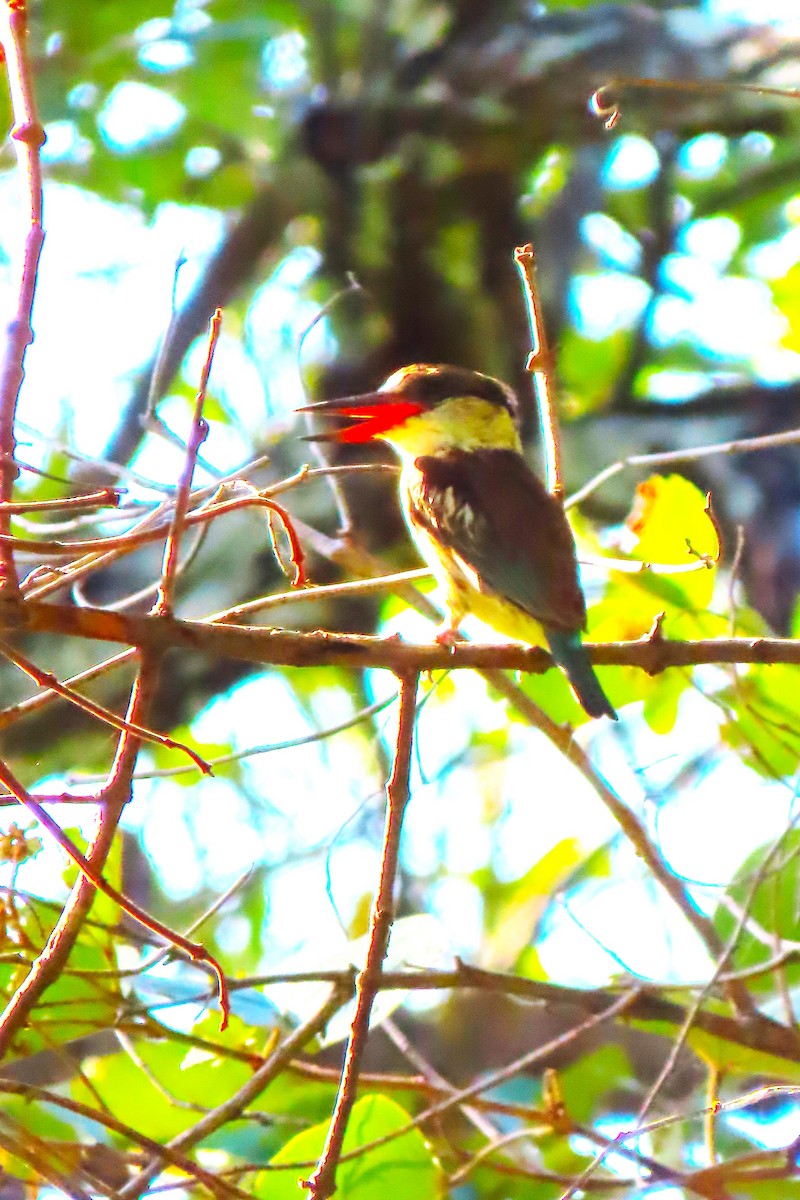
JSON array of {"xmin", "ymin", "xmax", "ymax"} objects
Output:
[
  {"xmin": 5, "ymin": 595, "xmax": 800, "ymax": 674},
  {"xmin": 152, "ymin": 307, "xmax": 221, "ymax": 616},
  {"xmin": 514, "ymin": 243, "xmax": 562, "ymax": 498},
  {"xmin": 590, "ymin": 76, "xmax": 800, "ymax": 132},
  {"xmin": 0, "ymin": 656, "xmax": 158, "ymax": 1059},
  {"xmin": 0, "ymin": 0, "xmax": 46, "ymax": 594},
  {"xmin": 305, "ymin": 671, "xmax": 418, "ymax": 1200},
  {"xmin": 126, "ymin": 961, "xmax": 800, "ymax": 1065},
  {"xmin": 481, "ymin": 670, "xmax": 757, "ymax": 1020},
  {"xmin": 567, "ymin": 422, "xmax": 800, "ymax": 509},
  {"xmin": 0, "ymin": 1080, "xmax": 251, "ymax": 1200},
  {"xmin": 0, "ymin": 728, "xmax": 230, "ymax": 1059},
  {"xmin": 0, "ymin": 486, "xmax": 121, "ymax": 515},
  {"xmin": 283, "ymin": 993, "xmax": 641, "ymax": 1182},
  {"xmin": 0, "ymin": 635, "xmax": 210, "ymax": 772},
  {"xmin": 116, "ymin": 982, "xmax": 351, "ymax": 1200}
]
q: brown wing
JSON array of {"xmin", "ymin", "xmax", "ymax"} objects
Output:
[{"xmin": 408, "ymin": 448, "xmax": 586, "ymax": 632}]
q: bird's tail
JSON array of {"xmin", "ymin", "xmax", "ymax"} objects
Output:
[{"xmin": 546, "ymin": 630, "xmax": 617, "ymax": 721}]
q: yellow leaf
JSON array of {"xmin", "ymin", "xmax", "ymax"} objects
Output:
[{"xmin": 627, "ymin": 474, "xmax": 719, "ymax": 567}]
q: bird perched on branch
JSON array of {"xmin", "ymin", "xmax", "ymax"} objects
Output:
[{"xmin": 301, "ymin": 363, "xmax": 616, "ymax": 720}]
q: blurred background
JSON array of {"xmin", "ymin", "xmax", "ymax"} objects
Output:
[{"xmin": 4, "ymin": 1, "xmax": 800, "ymax": 1195}]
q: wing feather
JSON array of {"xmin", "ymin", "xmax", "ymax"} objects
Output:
[{"xmin": 408, "ymin": 449, "xmax": 586, "ymax": 632}]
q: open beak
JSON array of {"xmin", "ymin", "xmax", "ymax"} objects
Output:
[{"xmin": 297, "ymin": 392, "xmax": 424, "ymax": 444}]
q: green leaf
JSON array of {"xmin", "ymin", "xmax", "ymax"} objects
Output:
[
  {"xmin": 713, "ymin": 830, "xmax": 800, "ymax": 993},
  {"xmin": 558, "ymin": 1045, "xmax": 632, "ymax": 1125},
  {"xmin": 687, "ymin": 1026, "xmax": 800, "ymax": 1082},
  {"xmin": 742, "ymin": 1181, "xmax": 800, "ymax": 1198},
  {"xmin": 73, "ymin": 1032, "xmax": 251, "ymax": 1141},
  {"xmin": 559, "ymin": 327, "xmax": 632, "ymax": 415},
  {"xmin": 771, "ymin": 261, "xmax": 800, "ymax": 353},
  {"xmin": 717, "ymin": 665, "xmax": 800, "ymax": 779},
  {"xmin": 260, "ymin": 1095, "xmax": 440, "ymax": 1199}
]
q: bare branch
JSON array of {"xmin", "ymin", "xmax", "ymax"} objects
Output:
[
  {"xmin": 0, "ymin": 1, "xmax": 46, "ymax": 594},
  {"xmin": 6, "ymin": 594, "xmax": 800, "ymax": 675},
  {"xmin": 514, "ymin": 243, "xmax": 562, "ymax": 498},
  {"xmin": 306, "ymin": 671, "xmax": 418, "ymax": 1199},
  {"xmin": 153, "ymin": 307, "xmax": 222, "ymax": 616}
]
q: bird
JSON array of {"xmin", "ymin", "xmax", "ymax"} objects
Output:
[{"xmin": 300, "ymin": 363, "xmax": 616, "ymax": 720}]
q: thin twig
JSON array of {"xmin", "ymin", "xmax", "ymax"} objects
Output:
[
  {"xmin": 0, "ymin": 1116, "xmax": 94, "ymax": 1200},
  {"xmin": 484, "ymin": 668, "xmax": 757, "ymax": 1020},
  {"xmin": 640, "ymin": 798, "xmax": 800, "ymax": 1120},
  {"xmin": 0, "ymin": 485, "xmax": 302, "ymax": 560},
  {"xmin": 382, "ymin": 1016, "xmax": 500, "ymax": 1141},
  {"xmin": 254, "ymin": 488, "xmax": 307, "ymax": 586},
  {"xmin": 0, "ymin": 656, "xmax": 158, "ymax": 1059},
  {"xmin": 1, "ymin": 487, "xmax": 122, "ymax": 515},
  {"xmin": 297, "ymin": 274, "xmax": 365, "ymax": 536},
  {"xmin": 305, "ymin": 671, "xmax": 418, "ymax": 1200},
  {"xmin": 140, "ymin": 253, "xmax": 224, "ymax": 482},
  {"xmin": 283, "ymin": 993, "xmax": 640, "ymax": 1182},
  {"xmin": 0, "ymin": 646, "xmax": 135, "ymax": 729},
  {"xmin": 207, "ymin": 566, "xmax": 430, "ymax": 625},
  {"xmin": 99, "ymin": 689, "xmax": 398, "ymax": 783},
  {"xmin": 705, "ymin": 1064, "xmax": 720, "ymax": 1168},
  {"xmin": 153, "ymin": 308, "xmax": 222, "ymax": 616},
  {"xmin": 728, "ymin": 524, "xmax": 746, "ymax": 636},
  {"xmin": 556, "ymin": 1083, "xmax": 800, "ymax": 1200},
  {"xmin": 0, "ymin": 1080, "xmax": 251, "ymax": 1200},
  {"xmin": 0, "ymin": 635, "xmax": 211, "ymax": 773},
  {"xmin": 590, "ymin": 75, "xmax": 800, "ymax": 131},
  {"xmin": 71, "ymin": 516, "xmax": 209, "ymax": 612},
  {"xmin": 566, "ymin": 424, "xmax": 800, "ymax": 509},
  {"xmin": 514, "ymin": 243, "xmax": 563, "ymax": 498}
]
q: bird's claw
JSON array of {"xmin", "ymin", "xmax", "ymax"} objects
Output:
[{"xmin": 435, "ymin": 624, "xmax": 460, "ymax": 653}]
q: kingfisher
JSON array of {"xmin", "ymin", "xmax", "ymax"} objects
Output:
[{"xmin": 301, "ymin": 363, "xmax": 616, "ymax": 720}]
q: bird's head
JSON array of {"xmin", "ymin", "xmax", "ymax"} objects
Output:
[{"xmin": 298, "ymin": 363, "xmax": 521, "ymax": 456}]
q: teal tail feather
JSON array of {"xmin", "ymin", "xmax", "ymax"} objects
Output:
[{"xmin": 546, "ymin": 630, "xmax": 617, "ymax": 721}]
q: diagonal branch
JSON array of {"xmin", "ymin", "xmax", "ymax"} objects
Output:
[
  {"xmin": 0, "ymin": 655, "xmax": 157, "ymax": 1060},
  {"xmin": 116, "ymin": 982, "xmax": 352, "ymax": 1200},
  {"xmin": 0, "ymin": 697, "xmax": 230, "ymax": 1060}
]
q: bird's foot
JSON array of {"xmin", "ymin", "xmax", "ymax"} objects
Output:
[{"xmin": 435, "ymin": 623, "xmax": 460, "ymax": 652}]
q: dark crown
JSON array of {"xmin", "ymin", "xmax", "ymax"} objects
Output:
[{"xmin": 387, "ymin": 364, "xmax": 518, "ymax": 419}]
